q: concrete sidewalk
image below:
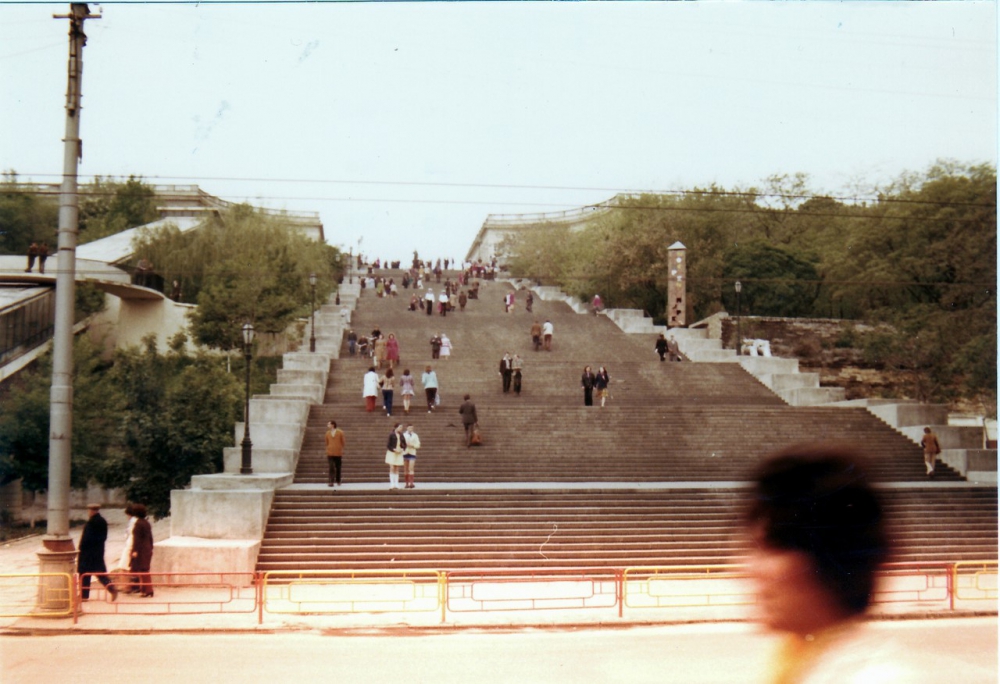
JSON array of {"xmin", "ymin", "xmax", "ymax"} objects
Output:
[{"xmin": 2, "ymin": 502, "xmax": 994, "ymax": 635}]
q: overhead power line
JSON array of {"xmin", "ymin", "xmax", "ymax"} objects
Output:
[{"xmin": 9, "ymin": 172, "xmax": 996, "ymax": 210}]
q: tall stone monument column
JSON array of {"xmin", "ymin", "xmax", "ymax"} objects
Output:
[{"xmin": 667, "ymin": 241, "xmax": 687, "ymax": 327}]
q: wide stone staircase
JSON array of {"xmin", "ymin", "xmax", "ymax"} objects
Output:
[{"xmin": 256, "ymin": 270, "xmax": 997, "ymax": 573}]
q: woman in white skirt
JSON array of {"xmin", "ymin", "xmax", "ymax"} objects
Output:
[
  {"xmin": 385, "ymin": 423, "xmax": 406, "ymax": 490},
  {"xmin": 118, "ymin": 503, "xmax": 137, "ymax": 592},
  {"xmin": 439, "ymin": 334, "xmax": 452, "ymax": 360},
  {"xmin": 399, "ymin": 368, "xmax": 416, "ymax": 415}
]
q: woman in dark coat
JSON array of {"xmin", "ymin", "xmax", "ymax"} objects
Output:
[
  {"xmin": 130, "ymin": 504, "xmax": 154, "ymax": 597},
  {"xmin": 581, "ymin": 366, "xmax": 596, "ymax": 406}
]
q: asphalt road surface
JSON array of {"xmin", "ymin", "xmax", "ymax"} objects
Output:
[{"xmin": 1, "ymin": 618, "xmax": 995, "ymax": 683}]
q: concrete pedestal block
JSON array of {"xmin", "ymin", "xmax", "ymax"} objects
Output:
[
  {"xmin": 678, "ymin": 339, "xmax": 723, "ymax": 353},
  {"xmin": 738, "ymin": 356, "xmax": 799, "ymax": 375},
  {"xmin": 190, "ymin": 473, "xmax": 293, "ymax": 490},
  {"xmin": 35, "ymin": 549, "xmax": 76, "ymax": 614},
  {"xmin": 939, "ymin": 449, "xmax": 998, "ymax": 483},
  {"xmin": 617, "ymin": 318, "xmax": 656, "ymax": 333},
  {"xmin": 152, "ymin": 537, "xmax": 261, "ymax": 581},
  {"xmin": 268, "ymin": 383, "xmax": 325, "ymax": 404},
  {"xmin": 684, "ymin": 349, "xmax": 739, "ymax": 363},
  {"xmin": 170, "ymin": 488, "xmax": 277, "ymax": 539},
  {"xmin": 248, "ymin": 397, "xmax": 310, "ymax": 424},
  {"xmin": 868, "ymin": 403, "xmax": 950, "ymax": 429},
  {"xmin": 283, "ymin": 352, "xmax": 331, "ymax": 372},
  {"xmin": 777, "ymin": 386, "xmax": 846, "ymax": 406},
  {"xmin": 534, "ymin": 287, "xmax": 566, "ymax": 301},
  {"xmin": 759, "ymin": 372, "xmax": 819, "ymax": 391},
  {"xmin": 314, "ymin": 342, "xmax": 341, "ymax": 356},
  {"xmin": 277, "ymin": 368, "xmax": 327, "ymax": 386},
  {"xmin": 223, "ymin": 447, "xmax": 299, "ymax": 474},
  {"xmin": 668, "ymin": 328, "xmax": 708, "ymax": 341},
  {"xmin": 234, "ymin": 421, "xmax": 305, "ymax": 450}
]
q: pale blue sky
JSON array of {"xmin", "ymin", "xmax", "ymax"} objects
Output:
[{"xmin": 1, "ymin": 2, "xmax": 996, "ymax": 262}]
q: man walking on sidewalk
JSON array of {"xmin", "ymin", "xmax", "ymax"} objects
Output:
[{"xmin": 78, "ymin": 503, "xmax": 118, "ymax": 601}]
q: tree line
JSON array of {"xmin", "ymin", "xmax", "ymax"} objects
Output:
[
  {"xmin": 0, "ymin": 176, "xmax": 345, "ymax": 515},
  {"xmin": 503, "ymin": 162, "xmax": 996, "ymax": 405}
]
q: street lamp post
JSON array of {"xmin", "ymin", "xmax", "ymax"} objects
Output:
[
  {"xmin": 309, "ymin": 272, "xmax": 317, "ymax": 353},
  {"xmin": 734, "ymin": 281, "xmax": 742, "ymax": 355},
  {"xmin": 240, "ymin": 322, "xmax": 255, "ymax": 475}
]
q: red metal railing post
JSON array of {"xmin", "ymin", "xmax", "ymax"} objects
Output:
[
  {"xmin": 615, "ymin": 568, "xmax": 625, "ymax": 618},
  {"xmin": 948, "ymin": 563, "xmax": 956, "ymax": 611},
  {"xmin": 440, "ymin": 572, "xmax": 447, "ymax": 625},
  {"xmin": 257, "ymin": 572, "xmax": 264, "ymax": 625},
  {"xmin": 72, "ymin": 572, "xmax": 79, "ymax": 624}
]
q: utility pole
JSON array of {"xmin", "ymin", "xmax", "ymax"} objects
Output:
[{"xmin": 37, "ymin": 3, "xmax": 99, "ymax": 612}]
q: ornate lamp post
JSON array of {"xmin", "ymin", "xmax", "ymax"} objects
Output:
[
  {"xmin": 309, "ymin": 273, "xmax": 317, "ymax": 353},
  {"xmin": 735, "ymin": 281, "xmax": 742, "ymax": 355},
  {"xmin": 240, "ymin": 322, "xmax": 255, "ymax": 475}
]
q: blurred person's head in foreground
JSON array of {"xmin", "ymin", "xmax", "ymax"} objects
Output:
[{"xmin": 746, "ymin": 444, "xmax": 889, "ymax": 637}]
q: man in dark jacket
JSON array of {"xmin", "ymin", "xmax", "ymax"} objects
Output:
[
  {"xmin": 78, "ymin": 504, "xmax": 118, "ymax": 601},
  {"xmin": 458, "ymin": 395, "xmax": 478, "ymax": 447},
  {"xmin": 499, "ymin": 353, "xmax": 513, "ymax": 393}
]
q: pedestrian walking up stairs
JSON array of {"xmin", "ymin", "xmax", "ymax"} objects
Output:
[{"xmin": 256, "ymin": 271, "xmax": 997, "ymax": 574}]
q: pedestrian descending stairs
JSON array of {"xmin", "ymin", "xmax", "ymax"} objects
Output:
[{"xmin": 256, "ymin": 270, "xmax": 996, "ymax": 573}]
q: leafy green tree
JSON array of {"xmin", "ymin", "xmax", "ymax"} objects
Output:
[
  {"xmin": 503, "ymin": 162, "xmax": 996, "ymax": 405},
  {"xmin": 721, "ymin": 242, "xmax": 820, "ymax": 317},
  {"xmin": 133, "ymin": 205, "xmax": 342, "ymax": 349},
  {"xmin": 0, "ymin": 336, "xmax": 123, "ymax": 491},
  {"xmin": 110, "ymin": 337, "xmax": 243, "ymax": 518},
  {"xmin": 78, "ymin": 176, "xmax": 159, "ymax": 244},
  {"xmin": 0, "ymin": 171, "xmax": 58, "ymax": 255}
]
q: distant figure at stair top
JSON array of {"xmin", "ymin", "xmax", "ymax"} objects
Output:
[
  {"xmin": 655, "ymin": 333, "xmax": 668, "ymax": 362},
  {"xmin": 921, "ymin": 427, "xmax": 942, "ymax": 477},
  {"xmin": 742, "ymin": 338, "xmax": 772, "ymax": 357},
  {"xmin": 542, "ymin": 319, "xmax": 554, "ymax": 351},
  {"xmin": 424, "ymin": 289, "xmax": 434, "ymax": 316},
  {"xmin": 25, "ymin": 242, "xmax": 39, "ymax": 273},
  {"xmin": 525, "ymin": 291, "xmax": 534, "ymax": 313},
  {"xmin": 530, "ymin": 320, "xmax": 543, "ymax": 352},
  {"xmin": 134, "ymin": 258, "xmax": 154, "ymax": 288},
  {"xmin": 504, "ymin": 291, "xmax": 515, "ymax": 314},
  {"xmin": 667, "ymin": 335, "xmax": 682, "ymax": 362},
  {"xmin": 591, "ymin": 293, "xmax": 603, "ymax": 314},
  {"xmin": 37, "ymin": 242, "xmax": 49, "ymax": 274}
]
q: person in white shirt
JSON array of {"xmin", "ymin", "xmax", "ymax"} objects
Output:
[{"xmin": 542, "ymin": 319, "xmax": 554, "ymax": 351}]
